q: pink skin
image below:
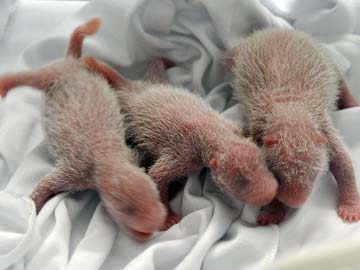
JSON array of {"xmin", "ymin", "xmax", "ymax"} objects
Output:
[
  {"xmin": 0, "ymin": 18, "xmax": 166, "ymax": 240},
  {"xmin": 83, "ymin": 56, "xmax": 278, "ymax": 230},
  {"xmin": 97, "ymin": 164, "xmax": 166, "ymax": 239},
  {"xmin": 277, "ymin": 181, "xmax": 312, "ymax": 208},
  {"xmin": 226, "ymin": 28, "xmax": 360, "ymax": 225},
  {"xmin": 260, "ymin": 116, "xmax": 327, "ymax": 209},
  {"xmin": 208, "ymin": 139, "xmax": 278, "ymax": 206}
]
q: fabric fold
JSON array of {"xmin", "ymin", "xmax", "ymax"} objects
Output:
[{"xmin": 1, "ymin": 0, "xmax": 360, "ymax": 269}]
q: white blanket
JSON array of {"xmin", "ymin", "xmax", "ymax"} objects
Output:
[
  {"xmin": 0, "ymin": 0, "xmax": 17, "ymax": 41},
  {"xmin": 2, "ymin": 0, "xmax": 360, "ymax": 269}
]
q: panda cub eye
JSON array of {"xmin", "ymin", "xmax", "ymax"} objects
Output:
[
  {"xmin": 237, "ymin": 176, "xmax": 248, "ymax": 189},
  {"xmin": 119, "ymin": 202, "xmax": 137, "ymax": 215}
]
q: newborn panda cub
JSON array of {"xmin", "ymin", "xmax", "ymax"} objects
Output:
[
  {"xmin": 82, "ymin": 56, "xmax": 279, "ymax": 230},
  {"xmin": 225, "ymin": 28, "xmax": 360, "ymax": 225},
  {"xmin": 0, "ymin": 18, "xmax": 166, "ymax": 240}
]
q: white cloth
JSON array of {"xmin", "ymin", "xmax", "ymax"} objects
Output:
[
  {"xmin": 0, "ymin": 0, "xmax": 17, "ymax": 41},
  {"xmin": 1, "ymin": 0, "xmax": 360, "ymax": 269},
  {"xmin": 0, "ymin": 0, "xmax": 87, "ymax": 73},
  {"xmin": 0, "ymin": 191, "xmax": 38, "ymax": 270}
]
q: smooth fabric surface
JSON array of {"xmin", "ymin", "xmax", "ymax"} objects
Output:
[
  {"xmin": 1, "ymin": 0, "xmax": 360, "ymax": 269},
  {"xmin": 0, "ymin": 0, "xmax": 18, "ymax": 41}
]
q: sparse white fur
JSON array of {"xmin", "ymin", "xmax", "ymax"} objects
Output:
[
  {"xmin": 226, "ymin": 28, "xmax": 360, "ymax": 222},
  {"xmin": 0, "ymin": 18, "xmax": 167, "ymax": 238}
]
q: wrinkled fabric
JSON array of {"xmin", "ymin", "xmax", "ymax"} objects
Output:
[
  {"xmin": 1, "ymin": 0, "xmax": 360, "ymax": 269},
  {"xmin": 0, "ymin": 0, "xmax": 18, "ymax": 41},
  {"xmin": 0, "ymin": 191, "xmax": 38, "ymax": 269}
]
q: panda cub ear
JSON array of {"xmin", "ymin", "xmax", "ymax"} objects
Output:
[
  {"xmin": 209, "ymin": 158, "xmax": 217, "ymax": 170},
  {"xmin": 262, "ymin": 135, "xmax": 279, "ymax": 147},
  {"xmin": 313, "ymin": 134, "xmax": 327, "ymax": 145}
]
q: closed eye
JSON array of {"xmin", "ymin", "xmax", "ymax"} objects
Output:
[
  {"xmin": 118, "ymin": 202, "xmax": 137, "ymax": 216},
  {"xmin": 237, "ymin": 176, "xmax": 248, "ymax": 189}
]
